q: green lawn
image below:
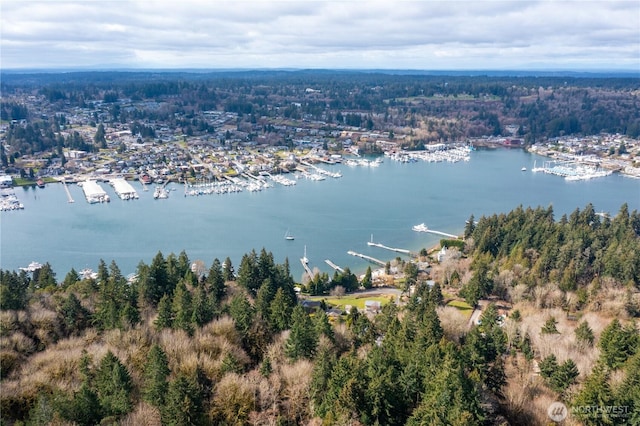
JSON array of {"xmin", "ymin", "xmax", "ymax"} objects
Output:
[
  {"xmin": 309, "ymin": 295, "xmax": 394, "ymax": 310},
  {"xmin": 446, "ymin": 300, "xmax": 474, "ymax": 319}
]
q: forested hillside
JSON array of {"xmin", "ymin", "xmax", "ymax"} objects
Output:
[{"xmin": 1, "ymin": 204, "xmax": 639, "ymax": 425}]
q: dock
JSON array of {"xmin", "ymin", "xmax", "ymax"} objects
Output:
[
  {"xmin": 367, "ymin": 236, "xmax": 412, "ymax": 255},
  {"xmin": 347, "ymin": 250, "xmax": 386, "ymax": 267},
  {"xmin": 300, "ymin": 246, "xmax": 314, "ymax": 279},
  {"xmin": 324, "ymin": 259, "xmax": 344, "ymax": 273},
  {"xmin": 300, "ymin": 258, "xmax": 314, "ymax": 280},
  {"xmin": 62, "ymin": 181, "xmax": 74, "ymax": 203},
  {"xmin": 412, "ymin": 223, "xmax": 459, "ymax": 239}
]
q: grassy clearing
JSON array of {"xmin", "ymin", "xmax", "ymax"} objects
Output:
[
  {"xmin": 309, "ymin": 295, "xmax": 394, "ymax": 310},
  {"xmin": 447, "ymin": 300, "xmax": 474, "ymax": 318}
]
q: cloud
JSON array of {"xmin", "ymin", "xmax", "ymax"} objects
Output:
[{"xmin": 1, "ymin": 0, "xmax": 638, "ymax": 70}]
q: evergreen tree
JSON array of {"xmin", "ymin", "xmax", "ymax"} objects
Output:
[
  {"xmin": 206, "ymin": 258, "xmax": 226, "ymax": 303},
  {"xmin": 311, "ymin": 344, "xmax": 336, "ymax": 417},
  {"xmin": 314, "ymin": 309, "xmax": 334, "ymax": 342},
  {"xmin": 361, "ymin": 266, "xmax": 373, "ymax": 289},
  {"xmin": 254, "ymin": 279, "xmax": 275, "ymax": 322},
  {"xmin": 237, "ymin": 251, "xmax": 260, "ymax": 295},
  {"xmin": 464, "ymin": 214, "xmax": 476, "ymax": 239},
  {"xmin": 62, "ymin": 268, "xmax": 80, "ymax": 288},
  {"xmin": 191, "ymin": 284, "xmax": 213, "ymax": 327},
  {"xmin": 143, "ymin": 344, "xmax": 170, "ymax": 407},
  {"xmin": 0, "ymin": 270, "xmax": 29, "ymax": 310},
  {"xmin": 541, "ymin": 316, "xmax": 560, "ymax": 334},
  {"xmin": 521, "ymin": 332, "xmax": 534, "ymax": 361},
  {"xmin": 269, "ymin": 287, "xmax": 293, "ymax": 332},
  {"xmin": 575, "ymin": 320, "xmax": 595, "ymax": 348},
  {"xmin": 572, "ymin": 364, "xmax": 615, "ymax": 426},
  {"xmin": 60, "ymin": 292, "xmax": 91, "ymax": 336},
  {"xmin": 171, "ymin": 280, "xmax": 193, "ymax": 334},
  {"xmin": 60, "ymin": 382, "xmax": 102, "ymax": 426},
  {"xmin": 229, "ymin": 294, "xmax": 254, "ymax": 335},
  {"xmin": 223, "ymin": 256, "xmax": 235, "ymax": 281},
  {"xmin": 94, "ymin": 351, "xmax": 133, "ymax": 418},
  {"xmin": 285, "ymin": 305, "xmax": 318, "ymax": 360},
  {"xmin": 155, "ymin": 294, "xmax": 173, "ymax": 330},
  {"xmin": 162, "ymin": 372, "xmax": 204, "ymax": 426},
  {"xmin": 94, "ymin": 123, "xmax": 106, "ymax": 148},
  {"xmin": 599, "ymin": 319, "xmax": 639, "ymax": 369}
]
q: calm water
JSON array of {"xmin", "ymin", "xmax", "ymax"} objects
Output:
[{"xmin": 1, "ymin": 149, "xmax": 639, "ymax": 281}]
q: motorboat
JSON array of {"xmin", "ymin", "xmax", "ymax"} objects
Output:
[{"xmin": 412, "ymin": 223, "xmax": 428, "ymax": 232}]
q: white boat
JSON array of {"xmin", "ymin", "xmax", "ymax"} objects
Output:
[
  {"xmin": 20, "ymin": 261, "xmax": 43, "ymax": 272},
  {"xmin": 285, "ymin": 229, "xmax": 295, "ymax": 240},
  {"xmin": 80, "ymin": 268, "xmax": 99, "ymax": 280},
  {"xmin": 412, "ymin": 223, "xmax": 428, "ymax": 232},
  {"xmin": 153, "ymin": 186, "xmax": 169, "ymax": 199},
  {"xmin": 521, "ymin": 167, "xmax": 527, "ymax": 171}
]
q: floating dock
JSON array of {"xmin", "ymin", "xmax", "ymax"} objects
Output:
[
  {"xmin": 109, "ymin": 178, "xmax": 139, "ymax": 200},
  {"xmin": 347, "ymin": 250, "xmax": 386, "ymax": 266},
  {"xmin": 79, "ymin": 180, "xmax": 110, "ymax": 203},
  {"xmin": 324, "ymin": 259, "xmax": 344, "ymax": 273}
]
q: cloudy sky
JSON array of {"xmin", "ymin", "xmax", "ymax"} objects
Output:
[{"xmin": 2, "ymin": 0, "xmax": 639, "ymax": 71}]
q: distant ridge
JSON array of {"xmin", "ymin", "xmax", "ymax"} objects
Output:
[{"xmin": 1, "ymin": 68, "xmax": 638, "ymax": 79}]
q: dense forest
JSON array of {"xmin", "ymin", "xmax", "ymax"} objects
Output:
[
  {"xmin": 1, "ymin": 203, "xmax": 639, "ymax": 425},
  {"xmin": 2, "ymin": 71, "xmax": 640, "ymax": 160}
]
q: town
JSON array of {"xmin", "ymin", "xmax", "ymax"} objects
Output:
[{"xmin": 1, "ymin": 72, "xmax": 639, "ymax": 205}]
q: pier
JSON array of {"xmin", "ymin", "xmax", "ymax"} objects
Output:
[
  {"xmin": 300, "ymin": 246, "xmax": 314, "ymax": 279},
  {"xmin": 324, "ymin": 259, "xmax": 344, "ymax": 273},
  {"xmin": 367, "ymin": 235, "xmax": 412, "ymax": 255},
  {"xmin": 412, "ymin": 223, "xmax": 459, "ymax": 239},
  {"xmin": 62, "ymin": 181, "xmax": 74, "ymax": 203},
  {"xmin": 300, "ymin": 258, "xmax": 314, "ymax": 280},
  {"xmin": 347, "ymin": 250, "xmax": 386, "ymax": 267}
]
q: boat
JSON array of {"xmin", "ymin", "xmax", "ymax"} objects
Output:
[
  {"xmin": 80, "ymin": 268, "xmax": 99, "ymax": 280},
  {"xmin": 284, "ymin": 229, "xmax": 295, "ymax": 240},
  {"xmin": 19, "ymin": 261, "xmax": 43, "ymax": 272},
  {"xmin": 153, "ymin": 186, "xmax": 169, "ymax": 199},
  {"xmin": 36, "ymin": 179, "xmax": 45, "ymax": 188},
  {"xmin": 412, "ymin": 223, "xmax": 428, "ymax": 232},
  {"xmin": 521, "ymin": 167, "xmax": 527, "ymax": 171}
]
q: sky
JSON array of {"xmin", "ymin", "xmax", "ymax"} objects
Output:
[{"xmin": 1, "ymin": 0, "xmax": 639, "ymax": 71}]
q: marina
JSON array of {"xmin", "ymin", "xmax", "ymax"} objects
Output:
[
  {"xmin": 531, "ymin": 160, "xmax": 613, "ymax": 181},
  {"xmin": 0, "ymin": 188, "xmax": 24, "ymax": 211}
]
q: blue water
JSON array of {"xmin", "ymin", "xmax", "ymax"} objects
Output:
[{"xmin": 1, "ymin": 148, "xmax": 638, "ymax": 281}]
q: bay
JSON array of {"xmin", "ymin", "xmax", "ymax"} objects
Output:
[{"xmin": 1, "ymin": 148, "xmax": 638, "ymax": 281}]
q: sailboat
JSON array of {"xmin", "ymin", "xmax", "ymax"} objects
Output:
[{"xmin": 284, "ymin": 229, "xmax": 295, "ymax": 240}]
